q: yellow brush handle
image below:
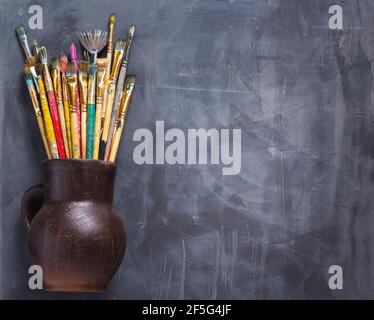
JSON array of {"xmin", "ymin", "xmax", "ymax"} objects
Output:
[
  {"xmin": 99, "ymin": 80, "xmax": 116, "ymax": 159},
  {"xmin": 108, "ymin": 121, "xmax": 124, "ymax": 162},
  {"xmin": 37, "ymin": 78, "xmax": 59, "ymax": 159},
  {"xmin": 81, "ymin": 103, "xmax": 87, "ymax": 159},
  {"xmin": 36, "ymin": 116, "xmax": 51, "ymax": 159},
  {"xmin": 70, "ymin": 112, "xmax": 80, "ymax": 159},
  {"xmin": 63, "ymin": 98, "xmax": 72, "ymax": 158},
  {"xmin": 62, "ymin": 74, "xmax": 72, "ymax": 158},
  {"xmin": 26, "ymin": 80, "xmax": 51, "ymax": 158},
  {"xmin": 68, "ymin": 83, "xmax": 81, "ymax": 159}
]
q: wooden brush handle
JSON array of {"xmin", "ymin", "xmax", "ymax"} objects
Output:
[
  {"xmin": 80, "ymin": 103, "xmax": 87, "ymax": 159},
  {"xmin": 38, "ymin": 80, "xmax": 59, "ymax": 158},
  {"xmin": 104, "ymin": 66, "xmax": 128, "ymax": 161},
  {"xmin": 99, "ymin": 80, "xmax": 116, "ymax": 159},
  {"xmin": 61, "ymin": 74, "xmax": 72, "ymax": 158},
  {"xmin": 26, "ymin": 79, "xmax": 51, "ymax": 158},
  {"xmin": 46, "ymin": 89, "xmax": 66, "ymax": 158},
  {"xmin": 63, "ymin": 98, "xmax": 72, "ymax": 158},
  {"xmin": 70, "ymin": 111, "xmax": 80, "ymax": 159}
]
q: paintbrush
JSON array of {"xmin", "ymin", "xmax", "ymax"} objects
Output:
[
  {"xmin": 77, "ymin": 29, "xmax": 108, "ymax": 64},
  {"xmin": 25, "ymin": 56, "xmax": 40, "ymax": 93},
  {"xmin": 15, "ymin": 26, "xmax": 32, "ymax": 58},
  {"xmin": 32, "ymin": 39, "xmax": 41, "ymax": 57},
  {"xmin": 66, "ymin": 62, "xmax": 81, "ymax": 159},
  {"xmin": 35, "ymin": 64, "xmax": 59, "ymax": 158},
  {"xmin": 70, "ymin": 43, "xmax": 81, "ymax": 155},
  {"xmin": 38, "ymin": 47, "xmax": 66, "ymax": 158},
  {"xmin": 93, "ymin": 58, "xmax": 107, "ymax": 159},
  {"xmin": 86, "ymin": 65, "xmax": 97, "ymax": 159},
  {"xmin": 108, "ymin": 76, "xmax": 136, "ymax": 162},
  {"xmin": 99, "ymin": 39, "xmax": 126, "ymax": 159},
  {"xmin": 59, "ymin": 53, "xmax": 72, "ymax": 158},
  {"xmin": 104, "ymin": 26, "xmax": 135, "ymax": 160},
  {"xmin": 101, "ymin": 15, "xmax": 116, "ymax": 155},
  {"xmin": 16, "ymin": 26, "xmax": 40, "ymax": 92},
  {"xmin": 78, "ymin": 61, "xmax": 89, "ymax": 159},
  {"xmin": 23, "ymin": 64, "xmax": 51, "ymax": 158},
  {"xmin": 51, "ymin": 59, "xmax": 70, "ymax": 157},
  {"xmin": 106, "ymin": 14, "xmax": 116, "ymax": 77}
]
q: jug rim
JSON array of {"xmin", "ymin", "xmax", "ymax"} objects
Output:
[{"xmin": 42, "ymin": 158, "xmax": 116, "ymax": 167}]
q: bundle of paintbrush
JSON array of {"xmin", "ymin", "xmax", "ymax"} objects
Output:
[{"xmin": 16, "ymin": 14, "xmax": 136, "ymax": 163}]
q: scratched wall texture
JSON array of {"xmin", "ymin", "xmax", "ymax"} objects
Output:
[{"xmin": 1, "ymin": 0, "xmax": 374, "ymax": 299}]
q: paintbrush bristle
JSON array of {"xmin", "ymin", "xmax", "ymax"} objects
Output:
[
  {"xmin": 83, "ymin": 50, "xmax": 90, "ymax": 62},
  {"xmin": 59, "ymin": 53, "xmax": 68, "ymax": 72},
  {"xmin": 115, "ymin": 40, "xmax": 126, "ymax": 51},
  {"xmin": 77, "ymin": 29, "xmax": 108, "ymax": 54},
  {"xmin": 78, "ymin": 61, "xmax": 89, "ymax": 74},
  {"xmin": 50, "ymin": 59, "xmax": 60, "ymax": 70},
  {"xmin": 16, "ymin": 26, "xmax": 26, "ymax": 38},
  {"xmin": 66, "ymin": 62, "xmax": 76, "ymax": 78},
  {"xmin": 23, "ymin": 64, "xmax": 32, "ymax": 79},
  {"xmin": 32, "ymin": 39, "xmax": 40, "ymax": 55},
  {"xmin": 128, "ymin": 26, "xmax": 135, "ymax": 38},
  {"xmin": 125, "ymin": 75, "xmax": 136, "ymax": 86},
  {"xmin": 25, "ymin": 56, "xmax": 38, "ymax": 68},
  {"xmin": 88, "ymin": 64, "xmax": 97, "ymax": 76},
  {"xmin": 35, "ymin": 63, "xmax": 43, "ymax": 77},
  {"xmin": 38, "ymin": 46, "xmax": 48, "ymax": 64},
  {"xmin": 96, "ymin": 58, "xmax": 107, "ymax": 69}
]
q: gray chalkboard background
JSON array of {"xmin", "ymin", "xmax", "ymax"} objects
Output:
[{"xmin": 1, "ymin": 0, "xmax": 374, "ymax": 299}]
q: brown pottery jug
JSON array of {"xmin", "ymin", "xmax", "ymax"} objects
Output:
[{"xmin": 21, "ymin": 159, "xmax": 126, "ymax": 292}]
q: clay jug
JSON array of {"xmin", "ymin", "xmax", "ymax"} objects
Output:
[{"xmin": 21, "ymin": 159, "xmax": 126, "ymax": 292}]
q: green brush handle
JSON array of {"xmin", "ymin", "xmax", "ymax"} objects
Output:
[{"xmin": 86, "ymin": 103, "xmax": 96, "ymax": 159}]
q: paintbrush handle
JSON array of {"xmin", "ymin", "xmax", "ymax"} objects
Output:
[
  {"xmin": 43, "ymin": 65, "xmax": 66, "ymax": 158},
  {"xmin": 46, "ymin": 89, "xmax": 66, "ymax": 158},
  {"xmin": 86, "ymin": 103, "xmax": 95, "ymax": 159},
  {"xmin": 93, "ymin": 95, "xmax": 103, "ymax": 160},
  {"xmin": 108, "ymin": 100, "xmax": 130, "ymax": 162},
  {"xmin": 25, "ymin": 79, "xmax": 51, "ymax": 158},
  {"xmin": 57, "ymin": 100, "xmax": 69, "ymax": 158},
  {"xmin": 70, "ymin": 113, "xmax": 80, "ymax": 159},
  {"xmin": 71, "ymin": 45, "xmax": 81, "ymax": 152},
  {"xmin": 68, "ymin": 91, "xmax": 81, "ymax": 159},
  {"xmin": 63, "ymin": 98, "xmax": 72, "ymax": 158},
  {"xmin": 104, "ymin": 64, "xmax": 127, "ymax": 161},
  {"xmin": 53, "ymin": 72, "xmax": 70, "ymax": 158},
  {"xmin": 37, "ymin": 79, "xmax": 59, "ymax": 158},
  {"xmin": 76, "ymin": 86, "xmax": 81, "ymax": 153},
  {"xmin": 99, "ymin": 80, "xmax": 116, "ymax": 159},
  {"xmin": 108, "ymin": 117, "xmax": 124, "ymax": 162},
  {"xmin": 101, "ymin": 79, "xmax": 109, "ymax": 134},
  {"xmin": 86, "ymin": 71, "xmax": 96, "ymax": 159},
  {"xmin": 62, "ymin": 74, "xmax": 72, "ymax": 158},
  {"xmin": 81, "ymin": 103, "xmax": 87, "ymax": 159}
]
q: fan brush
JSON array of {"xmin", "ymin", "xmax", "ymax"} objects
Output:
[{"xmin": 77, "ymin": 29, "xmax": 108, "ymax": 64}]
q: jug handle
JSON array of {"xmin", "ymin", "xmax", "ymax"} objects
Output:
[{"xmin": 21, "ymin": 184, "xmax": 44, "ymax": 232}]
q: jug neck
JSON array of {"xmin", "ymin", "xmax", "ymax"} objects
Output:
[{"xmin": 42, "ymin": 159, "xmax": 116, "ymax": 203}]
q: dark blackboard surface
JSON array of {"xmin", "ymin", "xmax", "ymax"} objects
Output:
[{"xmin": 1, "ymin": 0, "xmax": 374, "ymax": 299}]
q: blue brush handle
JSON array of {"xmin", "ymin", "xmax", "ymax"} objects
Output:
[{"xmin": 86, "ymin": 103, "xmax": 96, "ymax": 159}]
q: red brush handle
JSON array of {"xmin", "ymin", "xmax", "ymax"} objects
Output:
[{"xmin": 47, "ymin": 90, "xmax": 66, "ymax": 158}]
